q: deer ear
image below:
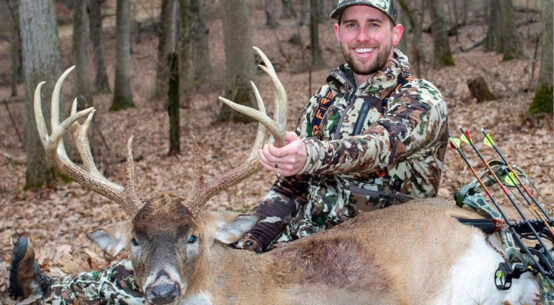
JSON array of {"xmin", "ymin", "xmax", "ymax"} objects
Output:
[
  {"xmin": 87, "ymin": 221, "xmax": 132, "ymax": 256},
  {"xmin": 215, "ymin": 214, "xmax": 260, "ymax": 244}
]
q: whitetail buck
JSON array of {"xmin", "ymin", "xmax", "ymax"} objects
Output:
[{"xmin": 34, "ymin": 48, "xmax": 539, "ymax": 305}]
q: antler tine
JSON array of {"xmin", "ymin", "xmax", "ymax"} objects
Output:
[
  {"xmin": 124, "ymin": 136, "xmax": 141, "ymax": 214},
  {"xmin": 34, "ymin": 66, "xmax": 139, "ymax": 215},
  {"xmin": 50, "ymin": 66, "xmax": 75, "ymax": 160},
  {"xmin": 248, "ymin": 81, "xmax": 267, "ymax": 161},
  {"xmin": 69, "ymin": 98, "xmax": 102, "ymax": 176},
  {"xmin": 187, "ymin": 47, "xmax": 288, "ymax": 215},
  {"xmin": 34, "ymin": 81, "xmax": 49, "ymax": 149},
  {"xmin": 253, "ymin": 46, "xmax": 287, "ymax": 134}
]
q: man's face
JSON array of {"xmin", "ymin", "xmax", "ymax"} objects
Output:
[{"xmin": 334, "ymin": 5, "xmax": 403, "ymax": 82}]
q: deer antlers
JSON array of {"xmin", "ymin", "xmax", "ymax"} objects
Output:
[
  {"xmin": 187, "ymin": 47, "xmax": 287, "ymax": 214},
  {"xmin": 34, "ymin": 66, "xmax": 141, "ymax": 215},
  {"xmin": 34, "ymin": 47, "xmax": 287, "ymax": 217}
]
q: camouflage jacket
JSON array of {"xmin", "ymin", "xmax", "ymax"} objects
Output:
[
  {"xmin": 247, "ymin": 49, "xmax": 449, "ymax": 251},
  {"xmin": 297, "ymin": 49, "xmax": 448, "ymax": 202}
]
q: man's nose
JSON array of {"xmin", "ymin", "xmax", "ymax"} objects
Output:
[{"xmin": 356, "ymin": 26, "xmax": 371, "ymax": 42}]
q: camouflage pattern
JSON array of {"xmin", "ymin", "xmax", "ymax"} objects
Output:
[
  {"xmin": 242, "ymin": 49, "xmax": 449, "ymax": 251},
  {"xmin": 539, "ymin": 273, "xmax": 554, "ymax": 305},
  {"xmin": 42, "ymin": 260, "xmax": 143, "ymax": 305},
  {"xmin": 330, "ymin": 0, "xmax": 398, "ymax": 24}
]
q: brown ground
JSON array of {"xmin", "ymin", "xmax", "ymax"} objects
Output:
[{"xmin": 0, "ymin": 2, "xmax": 552, "ymax": 301}]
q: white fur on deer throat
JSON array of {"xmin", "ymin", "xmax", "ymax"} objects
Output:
[
  {"xmin": 179, "ymin": 292, "xmax": 212, "ymax": 305},
  {"xmin": 432, "ymin": 233, "xmax": 538, "ymax": 305}
]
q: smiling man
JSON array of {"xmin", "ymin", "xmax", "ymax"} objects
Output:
[{"xmin": 241, "ymin": 0, "xmax": 449, "ymax": 251}]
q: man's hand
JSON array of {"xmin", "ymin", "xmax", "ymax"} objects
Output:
[{"xmin": 258, "ymin": 131, "xmax": 307, "ymax": 177}]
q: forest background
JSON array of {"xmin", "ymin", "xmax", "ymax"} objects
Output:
[{"xmin": 0, "ymin": 0, "xmax": 552, "ymax": 300}]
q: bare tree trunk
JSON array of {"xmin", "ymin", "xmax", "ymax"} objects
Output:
[
  {"xmin": 398, "ymin": 0, "xmax": 425, "ymax": 77},
  {"xmin": 529, "ymin": 0, "xmax": 553, "ymax": 115},
  {"xmin": 429, "ymin": 0, "xmax": 455, "ymax": 68},
  {"xmin": 19, "ymin": 0, "xmax": 61, "ymax": 188},
  {"xmin": 265, "ymin": 0, "xmax": 279, "ymax": 28},
  {"xmin": 89, "ymin": 0, "xmax": 111, "ymax": 93},
  {"xmin": 485, "ymin": 0, "xmax": 524, "ymax": 61},
  {"xmin": 280, "ymin": 0, "xmax": 296, "ymax": 19},
  {"xmin": 218, "ymin": 0, "xmax": 256, "ymax": 122},
  {"xmin": 396, "ymin": 0, "xmax": 409, "ymax": 53},
  {"xmin": 168, "ymin": 53, "xmax": 180, "ymax": 155},
  {"xmin": 178, "ymin": 0, "xmax": 190, "ymax": 103},
  {"xmin": 317, "ymin": 0, "xmax": 326, "ymax": 20},
  {"xmin": 153, "ymin": 0, "xmax": 177, "ymax": 102},
  {"xmin": 111, "ymin": 0, "xmax": 134, "ymax": 110},
  {"xmin": 190, "ymin": 0, "xmax": 212, "ymax": 87},
  {"xmin": 310, "ymin": 0, "xmax": 325, "ymax": 67},
  {"xmin": 73, "ymin": 0, "xmax": 93, "ymax": 108},
  {"xmin": 462, "ymin": 0, "xmax": 468, "ymax": 25},
  {"xmin": 7, "ymin": 0, "xmax": 20, "ymax": 97},
  {"xmin": 299, "ymin": 0, "xmax": 309, "ymax": 26}
]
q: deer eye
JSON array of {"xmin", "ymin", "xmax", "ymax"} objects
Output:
[
  {"xmin": 131, "ymin": 238, "xmax": 139, "ymax": 246},
  {"xmin": 187, "ymin": 234, "xmax": 197, "ymax": 244}
]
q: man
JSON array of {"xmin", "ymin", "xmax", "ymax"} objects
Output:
[
  {"xmin": 9, "ymin": 0, "xmax": 448, "ymax": 302},
  {"xmin": 236, "ymin": 0, "xmax": 448, "ymax": 252}
]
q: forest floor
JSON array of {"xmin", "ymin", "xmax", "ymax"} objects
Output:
[{"xmin": 0, "ymin": 2, "xmax": 552, "ymax": 302}]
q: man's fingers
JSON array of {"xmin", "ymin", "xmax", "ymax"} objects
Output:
[
  {"xmin": 267, "ymin": 143, "xmax": 294, "ymax": 158},
  {"xmin": 284, "ymin": 131, "xmax": 300, "ymax": 142}
]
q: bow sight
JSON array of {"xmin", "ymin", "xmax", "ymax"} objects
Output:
[{"xmin": 450, "ymin": 127, "xmax": 553, "ymax": 304}]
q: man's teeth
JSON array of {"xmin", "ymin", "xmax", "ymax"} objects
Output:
[{"xmin": 355, "ymin": 48, "xmax": 375, "ymax": 53}]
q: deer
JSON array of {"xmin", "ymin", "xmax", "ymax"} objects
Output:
[{"xmin": 32, "ymin": 47, "xmax": 539, "ymax": 305}]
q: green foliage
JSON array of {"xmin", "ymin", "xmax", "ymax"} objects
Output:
[
  {"xmin": 439, "ymin": 53, "xmax": 456, "ymax": 67},
  {"xmin": 59, "ymin": 173, "xmax": 73, "ymax": 184},
  {"xmin": 529, "ymin": 84, "xmax": 553, "ymax": 115}
]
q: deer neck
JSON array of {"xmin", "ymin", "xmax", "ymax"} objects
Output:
[{"xmin": 182, "ymin": 241, "xmax": 271, "ymax": 304}]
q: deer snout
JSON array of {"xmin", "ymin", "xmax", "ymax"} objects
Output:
[{"xmin": 145, "ymin": 272, "xmax": 181, "ymax": 305}]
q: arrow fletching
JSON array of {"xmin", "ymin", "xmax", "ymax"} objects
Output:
[
  {"xmin": 484, "ymin": 133, "xmax": 494, "ymax": 147},
  {"xmin": 503, "ymin": 171, "xmax": 517, "ymax": 187},
  {"xmin": 449, "ymin": 137, "xmax": 461, "ymax": 150},
  {"xmin": 461, "ymin": 133, "xmax": 470, "ymax": 145}
]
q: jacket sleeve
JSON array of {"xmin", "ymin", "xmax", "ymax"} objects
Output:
[
  {"xmin": 299, "ymin": 79, "xmax": 448, "ymax": 175},
  {"xmin": 247, "ymin": 175, "xmax": 310, "ymax": 251}
]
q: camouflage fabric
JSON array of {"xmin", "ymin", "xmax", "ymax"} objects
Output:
[
  {"xmin": 243, "ymin": 49, "xmax": 449, "ymax": 251},
  {"xmin": 42, "ymin": 260, "xmax": 143, "ymax": 305},
  {"xmin": 330, "ymin": 0, "xmax": 398, "ymax": 23}
]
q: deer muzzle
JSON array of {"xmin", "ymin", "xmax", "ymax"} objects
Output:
[{"xmin": 145, "ymin": 271, "xmax": 181, "ymax": 305}]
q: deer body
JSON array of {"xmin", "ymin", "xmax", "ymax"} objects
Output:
[{"xmin": 98, "ymin": 197, "xmax": 536, "ymax": 305}]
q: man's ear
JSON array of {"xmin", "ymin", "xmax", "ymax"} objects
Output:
[
  {"xmin": 214, "ymin": 214, "xmax": 260, "ymax": 244},
  {"xmin": 86, "ymin": 221, "xmax": 132, "ymax": 257},
  {"xmin": 392, "ymin": 23, "xmax": 404, "ymax": 47},
  {"xmin": 333, "ymin": 22, "xmax": 341, "ymax": 43}
]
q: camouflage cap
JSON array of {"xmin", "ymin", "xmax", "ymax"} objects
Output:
[{"xmin": 330, "ymin": 0, "xmax": 398, "ymax": 25}]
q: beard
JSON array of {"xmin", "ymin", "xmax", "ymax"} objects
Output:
[{"xmin": 341, "ymin": 40, "xmax": 393, "ymax": 76}]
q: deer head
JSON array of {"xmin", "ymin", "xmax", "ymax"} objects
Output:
[{"xmin": 34, "ymin": 47, "xmax": 287, "ymax": 305}]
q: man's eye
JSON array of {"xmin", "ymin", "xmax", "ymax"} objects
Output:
[{"xmin": 188, "ymin": 235, "xmax": 197, "ymax": 244}]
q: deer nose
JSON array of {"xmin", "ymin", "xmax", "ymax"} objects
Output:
[{"xmin": 146, "ymin": 282, "xmax": 180, "ymax": 304}]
